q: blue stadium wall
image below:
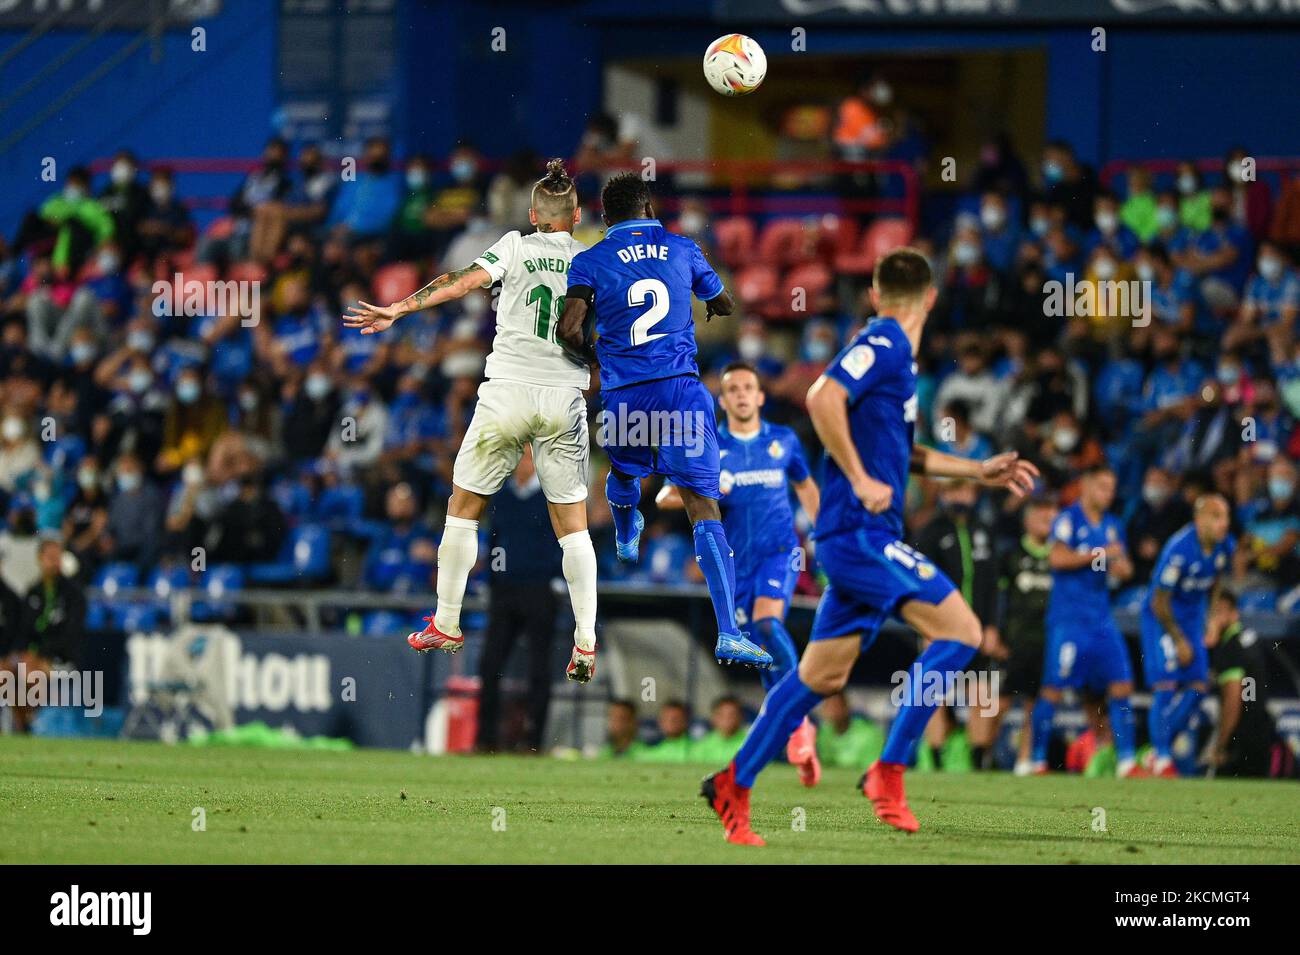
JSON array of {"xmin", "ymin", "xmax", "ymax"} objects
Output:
[{"xmin": 2, "ymin": 0, "xmax": 1299, "ymax": 228}]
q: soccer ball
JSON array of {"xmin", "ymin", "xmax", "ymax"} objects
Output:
[{"xmin": 703, "ymin": 34, "xmax": 767, "ymax": 96}]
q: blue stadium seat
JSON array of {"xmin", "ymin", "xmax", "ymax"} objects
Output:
[
  {"xmin": 1239, "ymin": 589, "xmax": 1277, "ymax": 613},
  {"xmin": 190, "ymin": 564, "xmax": 246, "ymax": 622},
  {"xmin": 270, "ymin": 477, "xmax": 315, "ymax": 521},
  {"xmin": 93, "ymin": 562, "xmax": 140, "ymax": 595},
  {"xmin": 247, "ymin": 523, "xmax": 333, "ymax": 584}
]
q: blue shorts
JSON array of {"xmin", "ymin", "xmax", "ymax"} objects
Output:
[
  {"xmin": 810, "ymin": 528, "xmax": 956, "ymax": 650},
  {"xmin": 599, "ymin": 376, "xmax": 720, "ymax": 498},
  {"xmin": 734, "ymin": 547, "xmax": 800, "ymax": 627},
  {"xmin": 1139, "ymin": 610, "xmax": 1210, "ymax": 687},
  {"xmin": 1042, "ymin": 618, "xmax": 1134, "ymax": 691}
]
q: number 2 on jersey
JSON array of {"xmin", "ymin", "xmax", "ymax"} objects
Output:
[{"xmin": 628, "ymin": 278, "xmax": 669, "ymax": 346}]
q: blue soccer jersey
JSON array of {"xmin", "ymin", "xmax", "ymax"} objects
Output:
[
  {"xmin": 1046, "ymin": 502, "xmax": 1125, "ymax": 628},
  {"xmin": 567, "ymin": 218, "xmax": 723, "ymax": 391},
  {"xmin": 814, "ymin": 317, "xmax": 918, "ymax": 543},
  {"xmin": 717, "ymin": 420, "xmax": 810, "ymax": 569},
  {"xmin": 1139, "ymin": 524, "xmax": 1234, "ymax": 685}
]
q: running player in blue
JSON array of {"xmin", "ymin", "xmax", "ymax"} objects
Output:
[
  {"xmin": 658, "ymin": 361, "xmax": 822, "ymax": 784},
  {"xmin": 1140, "ymin": 493, "xmax": 1233, "ymax": 777},
  {"xmin": 700, "ymin": 250, "xmax": 1039, "ymax": 844},
  {"xmin": 1030, "ymin": 464, "xmax": 1145, "ymax": 777},
  {"xmin": 557, "ymin": 174, "xmax": 772, "ymax": 669}
]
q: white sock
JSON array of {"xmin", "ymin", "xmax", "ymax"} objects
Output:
[
  {"xmin": 558, "ymin": 530, "xmax": 597, "ymax": 652},
  {"xmin": 434, "ymin": 515, "xmax": 479, "ymax": 635}
]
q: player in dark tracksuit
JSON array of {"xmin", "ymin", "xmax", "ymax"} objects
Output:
[
  {"xmin": 912, "ymin": 479, "xmax": 999, "ymax": 768},
  {"xmin": 997, "ymin": 496, "xmax": 1056, "ymax": 773}
]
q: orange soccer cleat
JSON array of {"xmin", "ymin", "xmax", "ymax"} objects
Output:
[
  {"xmin": 786, "ymin": 717, "xmax": 821, "ymax": 788},
  {"xmin": 407, "ymin": 615, "xmax": 465, "ymax": 654},
  {"xmin": 863, "ymin": 760, "xmax": 920, "ymax": 833},
  {"xmin": 700, "ymin": 763, "xmax": 765, "ymax": 846}
]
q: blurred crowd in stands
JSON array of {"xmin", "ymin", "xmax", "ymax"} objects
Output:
[{"xmin": 1, "ymin": 105, "xmax": 1298, "ymax": 679}]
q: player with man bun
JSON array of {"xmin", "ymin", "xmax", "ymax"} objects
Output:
[{"xmin": 344, "ymin": 160, "xmax": 601, "ymax": 684}]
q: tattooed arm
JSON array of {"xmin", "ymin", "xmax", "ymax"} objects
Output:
[{"xmin": 343, "ymin": 264, "xmax": 489, "ymax": 335}]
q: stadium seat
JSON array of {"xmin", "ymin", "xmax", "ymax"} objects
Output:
[
  {"xmin": 362, "ymin": 610, "xmax": 407, "ymax": 638},
  {"xmin": 373, "ymin": 262, "xmax": 422, "ymax": 304},
  {"xmin": 815, "ymin": 215, "xmax": 860, "ymax": 262},
  {"xmin": 755, "ymin": 218, "xmax": 815, "ymax": 267},
  {"xmin": 248, "ymin": 523, "xmax": 333, "ymax": 585},
  {"xmin": 711, "ymin": 216, "xmax": 756, "ymax": 271},
  {"xmin": 1239, "ymin": 589, "xmax": 1278, "ymax": 613},
  {"xmin": 835, "ymin": 217, "xmax": 914, "ymax": 274},
  {"xmin": 773, "ymin": 261, "xmax": 833, "ymax": 319},
  {"xmin": 733, "ymin": 264, "xmax": 779, "ymax": 309},
  {"xmin": 189, "ymin": 564, "xmax": 246, "ymax": 622},
  {"xmin": 93, "ymin": 562, "xmax": 140, "ymax": 597}
]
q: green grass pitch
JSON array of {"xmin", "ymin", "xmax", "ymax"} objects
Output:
[{"xmin": 1, "ymin": 736, "xmax": 1295, "ymax": 864}]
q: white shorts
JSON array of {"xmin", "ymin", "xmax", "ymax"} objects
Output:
[{"xmin": 453, "ymin": 378, "xmax": 590, "ymax": 504}]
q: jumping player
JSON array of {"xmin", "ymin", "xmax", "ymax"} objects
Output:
[
  {"xmin": 658, "ymin": 361, "xmax": 822, "ymax": 784},
  {"xmin": 701, "ymin": 249, "xmax": 1039, "ymax": 845},
  {"xmin": 557, "ymin": 173, "xmax": 772, "ymax": 669},
  {"xmin": 1140, "ymin": 493, "xmax": 1233, "ymax": 777},
  {"xmin": 1030, "ymin": 464, "xmax": 1145, "ymax": 777},
  {"xmin": 343, "ymin": 160, "xmax": 600, "ymax": 683}
]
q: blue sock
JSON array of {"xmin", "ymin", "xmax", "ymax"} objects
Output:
[
  {"xmin": 1031, "ymin": 697, "xmax": 1056, "ymax": 763},
  {"xmin": 1109, "ymin": 696, "xmax": 1137, "ymax": 762},
  {"xmin": 1150, "ymin": 688, "xmax": 1176, "ymax": 758},
  {"xmin": 605, "ymin": 472, "xmax": 641, "ymax": 546},
  {"xmin": 881, "ymin": 639, "xmax": 977, "ymax": 766},
  {"xmin": 1165, "ymin": 689, "xmax": 1204, "ymax": 742},
  {"xmin": 754, "ymin": 617, "xmax": 798, "ymax": 691},
  {"xmin": 733, "ymin": 670, "xmax": 822, "ymax": 787},
  {"xmin": 692, "ymin": 519, "xmax": 739, "ymax": 637}
]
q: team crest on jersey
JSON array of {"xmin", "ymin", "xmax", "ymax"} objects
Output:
[
  {"xmin": 917, "ymin": 562, "xmax": 936, "ymax": 580},
  {"xmin": 767, "ymin": 440, "xmax": 783, "ymax": 459}
]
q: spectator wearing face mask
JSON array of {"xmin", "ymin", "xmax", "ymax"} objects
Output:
[
  {"xmin": 423, "ymin": 142, "xmax": 486, "ymax": 254},
  {"xmin": 770, "ymin": 320, "xmax": 838, "ymax": 412},
  {"xmin": 325, "ymin": 376, "xmax": 389, "ymax": 469},
  {"xmin": 1036, "ymin": 409, "xmax": 1103, "ymax": 494},
  {"xmin": 97, "ymin": 149, "xmax": 150, "ymax": 263},
  {"xmin": 1085, "ymin": 193, "xmax": 1139, "ymax": 260},
  {"xmin": 1224, "ymin": 242, "xmax": 1299, "ymax": 358},
  {"xmin": 327, "ymin": 136, "xmax": 402, "ymax": 243},
  {"xmin": 281, "ymin": 361, "xmax": 341, "ymax": 462},
  {"xmin": 62, "ymin": 457, "xmax": 110, "ymax": 577},
  {"xmin": 0, "ymin": 412, "xmax": 40, "ymax": 494},
  {"xmin": 1078, "ymin": 245, "xmax": 1138, "ymax": 343},
  {"xmin": 936, "ymin": 217, "xmax": 1006, "ymax": 333},
  {"xmin": 1119, "ymin": 167, "xmax": 1160, "ymax": 243},
  {"xmin": 933, "ymin": 341, "xmax": 1008, "ymax": 437},
  {"xmin": 971, "ymin": 133, "xmax": 1029, "ymax": 199},
  {"xmin": 1183, "ymin": 187, "xmax": 1254, "ymax": 313},
  {"xmin": 388, "ymin": 154, "xmax": 437, "ymax": 260},
  {"xmin": 362, "ymin": 482, "xmax": 437, "ymax": 593},
  {"xmin": 933, "ymin": 400, "xmax": 992, "ymax": 461},
  {"xmin": 103, "ymin": 452, "xmax": 164, "ymax": 570},
  {"xmin": 137, "ymin": 167, "xmax": 193, "ymax": 261},
  {"xmin": 1127, "ymin": 465, "xmax": 1193, "ymax": 584},
  {"xmin": 977, "ymin": 191, "xmax": 1023, "ymax": 276},
  {"xmin": 1153, "ymin": 190, "xmax": 1191, "ymax": 250},
  {"xmin": 249, "ymin": 143, "xmax": 336, "ymax": 263},
  {"xmin": 1039, "ymin": 141, "xmax": 1098, "ymax": 233},
  {"xmin": 157, "ymin": 367, "xmax": 229, "ymax": 477},
  {"xmin": 1135, "ymin": 245, "xmax": 1195, "ymax": 337},
  {"xmin": 24, "ymin": 253, "xmax": 105, "ymax": 363},
  {"xmin": 1223, "ymin": 147, "xmax": 1273, "ymax": 241},
  {"xmin": 19, "ymin": 166, "xmax": 115, "ymax": 277},
  {"xmin": 1173, "ymin": 160, "xmax": 1212, "ymax": 233},
  {"xmin": 1233, "ymin": 458, "xmax": 1300, "ymax": 588}
]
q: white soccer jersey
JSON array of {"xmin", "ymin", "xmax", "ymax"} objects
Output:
[{"xmin": 472, "ymin": 230, "xmax": 590, "ymax": 390}]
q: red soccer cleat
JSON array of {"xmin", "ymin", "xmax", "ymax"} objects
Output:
[
  {"xmin": 786, "ymin": 717, "xmax": 821, "ymax": 788},
  {"xmin": 407, "ymin": 615, "xmax": 464, "ymax": 654},
  {"xmin": 1156, "ymin": 762, "xmax": 1179, "ymax": 779},
  {"xmin": 700, "ymin": 763, "xmax": 765, "ymax": 846},
  {"xmin": 1118, "ymin": 761, "xmax": 1152, "ymax": 779},
  {"xmin": 863, "ymin": 760, "xmax": 920, "ymax": 833}
]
